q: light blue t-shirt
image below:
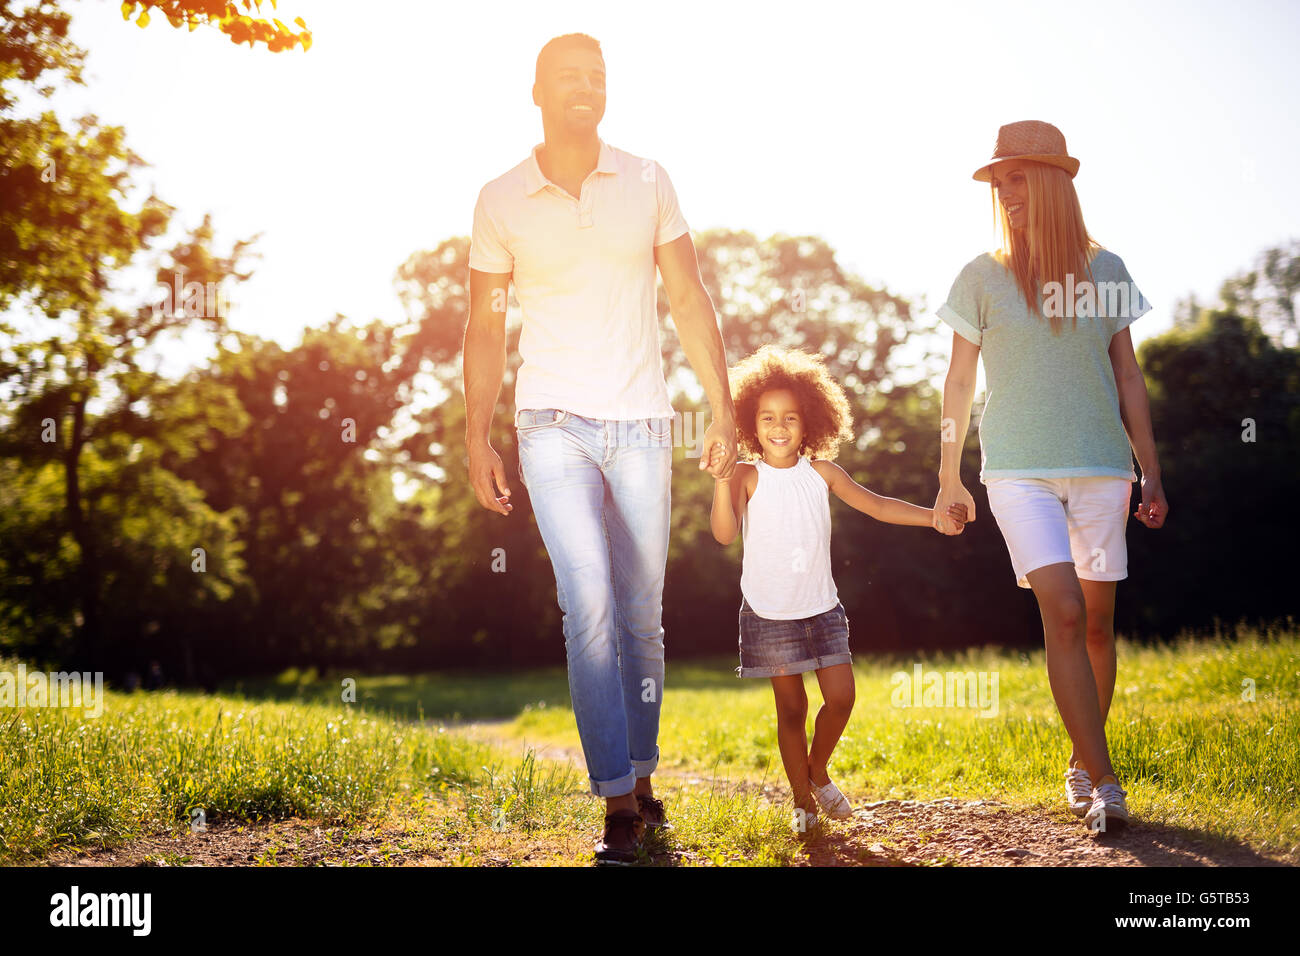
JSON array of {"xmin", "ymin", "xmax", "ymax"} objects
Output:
[{"xmin": 937, "ymin": 248, "xmax": 1151, "ymax": 482}]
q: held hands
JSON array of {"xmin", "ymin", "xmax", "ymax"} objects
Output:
[
  {"xmin": 1135, "ymin": 474, "xmax": 1169, "ymax": 529},
  {"xmin": 468, "ymin": 440, "xmax": 513, "ymax": 516},
  {"xmin": 932, "ymin": 502, "xmax": 969, "ymax": 535},
  {"xmin": 700, "ymin": 418, "xmax": 738, "ymax": 480},
  {"xmin": 933, "ymin": 483, "xmax": 976, "ymax": 535}
]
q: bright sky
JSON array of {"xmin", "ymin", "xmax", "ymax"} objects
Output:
[{"xmin": 42, "ymin": 0, "xmax": 1300, "ymax": 380}]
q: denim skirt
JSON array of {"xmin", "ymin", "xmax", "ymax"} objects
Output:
[{"xmin": 737, "ymin": 595, "xmax": 852, "ymax": 678}]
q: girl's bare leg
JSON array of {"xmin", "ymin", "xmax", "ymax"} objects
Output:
[
  {"xmin": 770, "ymin": 674, "xmax": 815, "ymax": 812},
  {"xmin": 1025, "ymin": 562, "xmax": 1116, "ymax": 781},
  {"xmin": 807, "ymin": 663, "xmax": 856, "ymax": 786}
]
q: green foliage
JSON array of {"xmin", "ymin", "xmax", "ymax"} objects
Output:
[
  {"xmin": 1218, "ymin": 239, "xmax": 1300, "ymax": 342},
  {"xmin": 0, "ymin": 6, "xmax": 259, "ymax": 669},
  {"xmin": 120, "ymin": 1, "xmax": 312, "ymax": 52},
  {"xmin": 1127, "ymin": 309, "xmax": 1300, "ymax": 635},
  {"xmin": 1, "ymin": 0, "xmax": 1296, "ymax": 677},
  {"xmin": 0, "ymin": 0, "xmax": 84, "ymax": 110}
]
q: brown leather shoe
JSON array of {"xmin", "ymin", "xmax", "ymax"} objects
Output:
[
  {"xmin": 636, "ymin": 793, "xmax": 669, "ymax": 830},
  {"xmin": 594, "ymin": 809, "xmax": 645, "ymax": 865}
]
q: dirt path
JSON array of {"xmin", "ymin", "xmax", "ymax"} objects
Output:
[
  {"xmin": 30, "ymin": 721, "xmax": 1289, "ymax": 867},
  {"xmin": 450, "ymin": 720, "xmax": 1289, "ymax": 868}
]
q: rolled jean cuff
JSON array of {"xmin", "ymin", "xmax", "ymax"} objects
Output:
[
  {"xmin": 631, "ymin": 745, "xmax": 659, "ymax": 779},
  {"xmin": 589, "ymin": 768, "xmax": 637, "ymax": 798}
]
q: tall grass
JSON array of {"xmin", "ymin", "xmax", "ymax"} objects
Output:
[
  {"xmin": 506, "ymin": 628, "xmax": 1300, "ymax": 859},
  {"xmin": 0, "ymin": 668, "xmax": 504, "ymax": 862},
  {"xmin": 3, "ymin": 627, "xmax": 1296, "ymax": 864}
]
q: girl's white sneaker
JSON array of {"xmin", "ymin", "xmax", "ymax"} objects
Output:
[
  {"xmin": 1065, "ymin": 766, "xmax": 1092, "ymax": 817},
  {"xmin": 808, "ymin": 777, "xmax": 852, "ymax": 820}
]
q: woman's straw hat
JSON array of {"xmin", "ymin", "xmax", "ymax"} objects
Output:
[{"xmin": 973, "ymin": 120, "xmax": 1080, "ymax": 182}]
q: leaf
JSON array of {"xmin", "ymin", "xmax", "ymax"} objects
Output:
[
  {"xmin": 294, "ymin": 16, "xmax": 305, "ymax": 28},
  {"xmin": 301, "ymin": 31, "xmax": 312, "ymax": 52},
  {"xmin": 137, "ymin": 9, "xmax": 150, "ymax": 28},
  {"xmin": 121, "ymin": 2, "xmax": 134, "ymax": 20}
]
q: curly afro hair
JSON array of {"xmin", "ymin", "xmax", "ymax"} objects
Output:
[{"xmin": 729, "ymin": 344, "xmax": 854, "ymax": 462}]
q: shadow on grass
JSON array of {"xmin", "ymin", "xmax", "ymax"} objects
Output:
[{"xmin": 218, "ymin": 657, "xmax": 752, "ymax": 722}]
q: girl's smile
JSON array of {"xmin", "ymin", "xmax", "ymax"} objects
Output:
[{"xmin": 756, "ymin": 388, "xmax": 804, "ymax": 465}]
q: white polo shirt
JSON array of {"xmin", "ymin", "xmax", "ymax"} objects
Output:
[{"xmin": 469, "ymin": 138, "xmax": 690, "ymax": 420}]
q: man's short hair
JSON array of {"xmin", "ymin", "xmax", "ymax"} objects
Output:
[{"xmin": 535, "ymin": 33, "xmax": 603, "ymax": 85}]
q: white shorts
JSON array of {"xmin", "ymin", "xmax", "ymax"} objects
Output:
[{"xmin": 984, "ymin": 476, "xmax": 1132, "ymax": 589}]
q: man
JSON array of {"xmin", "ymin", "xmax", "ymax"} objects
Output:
[{"xmin": 464, "ymin": 33, "xmax": 737, "ymax": 864}]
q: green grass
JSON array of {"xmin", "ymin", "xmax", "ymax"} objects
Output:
[
  {"xmin": 0, "ymin": 680, "xmax": 502, "ymax": 862},
  {"xmin": 507, "ymin": 629, "xmax": 1300, "ymax": 859},
  {"xmin": 2, "ymin": 626, "xmax": 1297, "ymax": 865},
  {"xmin": 0, "ymin": 660, "xmax": 804, "ymax": 865}
]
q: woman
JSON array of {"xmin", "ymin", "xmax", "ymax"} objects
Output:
[{"xmin": 933, "ymin": 121, "xmax": 1168, "ymax": 831}]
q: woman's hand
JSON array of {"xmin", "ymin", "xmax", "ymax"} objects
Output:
[
  {"xmin": 1134, "ymin": 473, "xmax": 1168, "ymax": 528},
  {"xmin": 933, "ymin": 482, "xmax": 976, "ymax": 535},
  {"xmin": 932, "ymin": 502, "xmax": 969, "ymax": 534}
]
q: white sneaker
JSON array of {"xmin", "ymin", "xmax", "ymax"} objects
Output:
[
  {"xmin": 791, "ymin": 805, "xmax": 820, "ymax": 834},
  {"xmin": 1084, "ymin": 781, "xmax": 1130, "ymax": 832},
  {"xmin": 1065, "ymin": 766, "xmax": 1092, "ymax": 817},
  {"xmin": 808, "ymin": 777, "xmax": 852, "ymax": 820}
]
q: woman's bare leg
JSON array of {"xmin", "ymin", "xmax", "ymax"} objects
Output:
[
  {"xmin": 1025, "ymin": 562, "xmax": 1116, "ymax": 781},
  {"xmin": 1069, "ymin": 579, "xmax": 1118, "ymax": 771}
]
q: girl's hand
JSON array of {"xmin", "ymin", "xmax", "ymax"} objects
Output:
[
  {"xmin": 932, "ymin": 503, "xmax": 969, "ymax": 535},
  {"xmin": 708, "ymin": 440, "xmax": 730, "ymax": 479},
  {"xmin": 700, "ymin": 418, "xmax": 738, "ymax": 479},
  {"xmin": 933, "ymin": 483, "xmax": 976, "ymax": 535},
  {"xmin": 1135, "ymin": 474, "xmax": 1168, "ymax": 528}
]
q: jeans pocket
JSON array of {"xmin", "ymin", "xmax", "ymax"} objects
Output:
[
  {"xmin": 515, "ymin": 408, "xmax": 569, "ymax": 432},
  {"xmin": 638, "ymin": 416, "xmax": 673, "ymax": 443}
]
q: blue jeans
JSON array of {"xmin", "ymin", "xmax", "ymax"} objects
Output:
[{"xmin": 515, "ymin": 407, "xmax": 674, "ymax": 797}]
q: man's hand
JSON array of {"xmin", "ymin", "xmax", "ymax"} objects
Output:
[
  {"xmin": 1134, "ymin": 474, "xmax": 1168, "ymax": 529},
  {"xmin": 468, "ymin": 439, "xmax": 513, "ymax": 516},
  {"xmin": 699, "ymin": 417, "xmax": 737, "ymax": 479}
]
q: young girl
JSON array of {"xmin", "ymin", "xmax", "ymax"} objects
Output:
[{"xmin": 709, "ymin": 344, "xmax": 967, "ymax": 831}]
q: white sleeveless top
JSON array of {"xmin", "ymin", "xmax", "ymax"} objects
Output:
[{"xmin": 740, "ymin": 456, "xmax": 840, "ymax": 619}]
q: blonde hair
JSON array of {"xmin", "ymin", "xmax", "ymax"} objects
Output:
[{"xmin": 991, "ymin": 161, "xmax": 1100, "ymax": 334}]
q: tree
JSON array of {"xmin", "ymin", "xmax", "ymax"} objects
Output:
[
  {"xmin": 398, "ymin": 227, "xmax": 1007, "ymax": 664},
  {"xmin": 120, "ymin": 1, "xmax": 311, "ymax": 51},
  {"xmin": 1125, "ymin": 309, "xmax": 1300, "ymax": 636},
  {"xmin": 0, "ymin": 0, "xmax": 84, "ymax": 111},
  {"xmin": 1, "ymin": 1, "xmax": 262, "ymax": 669},
  {"xmin": 1219, "ymin": 240, "xmax": 1300, "ymax": 346}
]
